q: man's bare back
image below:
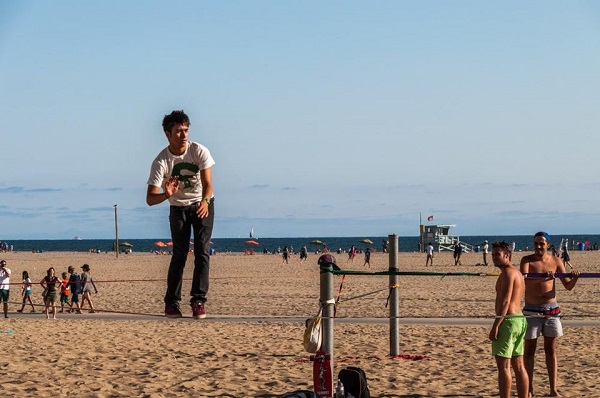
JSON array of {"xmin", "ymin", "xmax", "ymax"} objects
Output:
[
  {"xmin": 489, "ymin": 241, "xmax": 529, "ymax": 398},
  {"xmin": 495, "ymin": 265, "xmax": 525, "ymax": 316}
]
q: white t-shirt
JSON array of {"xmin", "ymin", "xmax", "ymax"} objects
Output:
[
  {"xmin": 0, "ymin": 267, "xmax": 11, "ymax": 290},
  {"xmin": 147, "ymin": 142, "xmax": 215, "ymax": 207},
  {"xmin": 426, "ymin": 245, "xmax": 434, "ymax": 255},
  {"xmin": 483, "ymin": 243, "xmax": 489, "ymax": 254}
]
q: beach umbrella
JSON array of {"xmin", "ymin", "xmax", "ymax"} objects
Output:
[
  {"xmin": 310, "ymin": 240, "xmax": 324, "ymax": 245},
  {"xmin": 359, "ymin": 239, "xmax": 374, "ymax": 245},
  {"xmin": 120, "ymin": 242, "xmax": 133, "ymax": 248},
  {"xmin": 154, "ymin": 241, "xmax": 167, "ymax": 247},
  {"xmin": 245, "ymin": 240, "xmax": 259, "ymax": 246},
  {"xmin": 166, "ymin": 241, "xmax": 173, "ymax": 247}
]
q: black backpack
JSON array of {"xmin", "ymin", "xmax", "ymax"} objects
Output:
[{"xmin": 338, "ymin": 366, "xmax": 370, "ymax": 398}]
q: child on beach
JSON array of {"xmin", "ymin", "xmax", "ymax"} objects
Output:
[
  {"xmin": 17, "ymin": 271, "xmax": 36, "ymax": 313},
  {"xmin": 59, "ymin": 272, "xmax": 70, "ymax": 313},
  {"xmin": 363, "ymin": 247, "xmax": 371, "ymax": 268}
]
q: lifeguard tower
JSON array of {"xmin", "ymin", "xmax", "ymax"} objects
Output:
[{"xmin": 419, "ymin": 224, "xmax": 473, "ymax": 253}]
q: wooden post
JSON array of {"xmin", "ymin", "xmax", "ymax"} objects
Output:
[
  {"xmin": 114, "ymin": 204, "xmax": 119, "ymax": 259},
  {"xmin": 389, "ymin": 234, "xmax": 399, "ymax": 357}
]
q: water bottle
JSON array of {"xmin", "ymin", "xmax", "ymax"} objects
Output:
[{"xmin": 335, "ymin": 379, "xmax": 345, "ymax": 398}]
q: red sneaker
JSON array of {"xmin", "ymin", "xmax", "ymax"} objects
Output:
[
  {"xmin": 165, "ymin": 303, "xmax": 183, "ymax": 319},
  {"xmin": 192, "ymin": 302, "xmax": 206, "ymax": 319}
]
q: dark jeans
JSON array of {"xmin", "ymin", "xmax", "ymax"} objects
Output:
[{"xmin": 165, "ymin": 199, "xmax": 214, "ymax": 305}]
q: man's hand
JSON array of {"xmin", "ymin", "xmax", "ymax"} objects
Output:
[
  {"xmin": 571, "ymin": 270, "xmax": 580, "ymax": 279},
  {"xmin": 489, "ymin": 326, "xmax": 498, "ymax": 341},
  {"xmin": 164, "ymin": 176, "xmax": 180, "ymax": 198},
  {"xmin": 196, "ymin": 200, "xmax": 209, "ymax": 218}
]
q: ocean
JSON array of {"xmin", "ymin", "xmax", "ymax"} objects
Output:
[{"xmin": 2, "ymin": 234, "xmax": 599, "ymax": 253}]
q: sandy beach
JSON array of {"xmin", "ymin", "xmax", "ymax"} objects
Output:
[{"xmin": 1, "ymin": 249, "xmax": 599, "ymax": 397}]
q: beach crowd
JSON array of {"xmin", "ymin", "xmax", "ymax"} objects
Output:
[
  {"xmin": 0, "ymin": 261, "xmax": 98, "ymax": 320},
  {"xmin": 1, "ymin": 241, "xmax": 13, "ymax": 252}
]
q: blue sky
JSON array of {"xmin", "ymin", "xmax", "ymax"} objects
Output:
[{"xmin": 1, "ymin": 1, "xmax": 600, "ymax": 239}]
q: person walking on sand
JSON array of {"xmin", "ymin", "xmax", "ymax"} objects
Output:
[
  {"xmin": 363, "ymin": 247, "xmax": 371, "ymax": 268},
  {"xmin": 0, "ymin": 260, "xmax": 11, "ymax": 318},
  {"xmin": 40, "ymin": 267, "xmax": 60, "ymax": 319},
  {"xmin": 520, "ymin": 232, "xmax": 580, "ymax": 397},
  {"xmin": 67, "ymin": 265, "xmax": 82, "ymax": 314},
  {"xmin": 59, "ymin": 272, "xmax": 70, "ymax": 313},
  {"xmin": 382, "ymin": 239, "xmax": 389, "ymax": 254},
  {"xmin": 453, "ymin": 242, "xmax": 462, "ymax": 265},
  {"xmin": 146, "ymin": 110, "xmax": 215, "ymax": 319},
  {"xmin": 425, "ymin": 242, "xmax": 434, "ymax": 266},
  {"xmin": 17, "ymin": 271, "xmax": 36, "ymax": 313},
  {"xmin": 282, "ymin": 246, "xmax": 290, "ymax": 264},
  {"xmin": 299, "ymin": 245, "xmax": 308, "ymax": 263},
  {"xmin": 561, "ymin": 238, "xmax": 573, "ymax": 270},
  {"xmin": 482, "ymin": 240, "xmax": 489, "ymax": 266},
  {"xmin": 347, "ymin": 245, "xmax": 356, "ymax": 263},
  {"xmin": 80, "ymin": 264, "xmax": 98, "ymax": 313},
  {"xmin": 489, "ymin": 241, "xmax": 529, "ymax": 398}
]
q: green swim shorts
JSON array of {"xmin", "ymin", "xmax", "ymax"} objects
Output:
[{"xmin": 492, "ymin": 314, "xmax": 527, "ymax": 358}]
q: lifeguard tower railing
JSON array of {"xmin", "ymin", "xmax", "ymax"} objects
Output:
[
  {"xmin": 437, "ymin": 234, "xmax": 473, "ymax": 252},
  {"xmin": 420, "ymin": 224, "xmax": 474, "ymax": 253}
]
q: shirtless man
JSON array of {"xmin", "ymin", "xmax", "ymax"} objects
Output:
[
  {"xmin": 520, "ymin": 232, "xmax": 579, "ymax": 397},
  {"xmin": 489, "ymin": 241, "xmax": 528, "ymax": 398}
]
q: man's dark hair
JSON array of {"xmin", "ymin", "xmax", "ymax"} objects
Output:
[
  {"xmin": 162, "ymin": 110, "xmax": 190, "ymax": 133},
  {"xmin": 534, "ymin": 231, "xmax": 550, "ymax": 243},
  {"xmin": 492, "ymin": 241, "xmax": 512, "ymax": 258}
]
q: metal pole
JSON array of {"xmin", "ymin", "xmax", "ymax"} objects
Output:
[
  {"xmin": 419, "ymin": 213, "xmax": 423, "ymax": 252},
  {"xmin": 320, "ymin": 263, "xmax": 334, "ymax": 391},
  {"xmin": 388, "ymin": 234, "xmax": 399, "ymax": 357},
  {"xmin": 114, "ymin": 205, "xmax": 119, "ymax": 259}
]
